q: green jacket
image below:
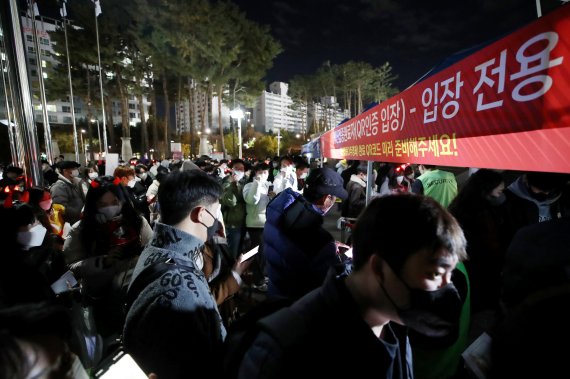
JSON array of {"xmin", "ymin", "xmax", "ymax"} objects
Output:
[
  {"xmin": 417, "ymin": 169, "xmax": 458, "ymax": 208},
  {"xmin": 220, "ymin": 177, "xmax": 247, "ymax": 228}
]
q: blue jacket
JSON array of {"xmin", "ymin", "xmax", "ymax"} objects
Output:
[
  {"xmin": 238, "ymin": 271, "xmax": 414, "ymax": 379},
  {"xmin": 123, "ymin": 223, "xmax": 226, "ymax": 378},
  {"xmin": 264, "ymin": 188, "xmax": 339, "ymax": 300}
]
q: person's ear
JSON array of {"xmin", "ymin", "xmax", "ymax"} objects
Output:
[{"xmin": 189, "ymin": 206, "xmax": 203, "ymax": 223}]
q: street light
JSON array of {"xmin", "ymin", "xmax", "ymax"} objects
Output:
[{"xmin": 229, "ymin": 108, "xmax": 244, "ymax": 159}]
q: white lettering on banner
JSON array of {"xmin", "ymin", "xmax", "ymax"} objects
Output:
[
  {"xmin": 380, "ymin": 99, "xmax": 406, "ymax": 133},
  {"xmin": 422, "ymin": 73, "xmax": 464, "ymax": 124},
  {"xmin": 511, "ymin": 31, "xmax": 563, "ymax": 102},
  {"xmin": 333, "ymin": 111, "xmax": 380, "ymax": 144},
  {"xmin": 473, "ymin": 50, "xmax": 507, "ymax": 111}
]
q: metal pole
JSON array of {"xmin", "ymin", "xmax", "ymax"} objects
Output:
[
  {"xmin": 1, "ymin": 0, "xmax": 43, "ymax": 186},
  {"xmin": 535, "ymin": 0, "xmax": 542, "ymax": 17},
  {"xmin": 62, "ymin": 18, "xmax": 79, "ymax": 162},
  {"xmin": 95, "ymin": 119, "xmax": 101, "ymax": 157},
  {"xmin": 237, "ymin": 117, "xmax": 242, "ymax": 159},
  {"xmin": 365, "ymin": 161, "xmax": 374, "ymax": 206},
  {"xmin": 29, "ymin": 1, "xmax": 53, "ymax": 164},
  {"xmin": 0, "ymin": 53, "xmax": 17, "ymax": 165},
  {"xmin": 94, "ymin": 9, "xmax": 108, "ymax": 157},
  {"xmin": 277, "ymin": 127, "xmax": 280, "ymax": 156}
]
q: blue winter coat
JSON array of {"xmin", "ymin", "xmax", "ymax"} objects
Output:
[{"xmin": 264, "ymin": 188, "xmax": 340, "ymax": 300}]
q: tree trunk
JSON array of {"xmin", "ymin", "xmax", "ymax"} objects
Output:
[
  {"xmin": 162, "ymin": 71, "xmax": 170, "ymax": 158},
  {"xmin": 217, "ymin": 84, "xmax": 226, "ymax": 158},
  {"xmin": 115, "ymin": 64, "xmax": 130, "ymax": 138},
  {"xmin": 104, "ymin": 95, "xmax": 115, "ymax": 150},
  {"xmin": 357, "ymin": 85, "xmax": 362, "ymax": 115},
  {"xmin": 151, "ymin": 84, "xmax": 159, "ymax": 156},
  {"xmin": 138, "ymin": 93, "xmax": 148, "ymax": 155}
]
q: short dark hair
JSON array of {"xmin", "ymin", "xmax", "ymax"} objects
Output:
[
  {"xmin": 158, "ymin": 170, "xmax": 222, "ymax": 225},
  {"xmin": 351, "ymin": 194, "xmax": 467, "ymax": 272},
  {"xmin": 135, "ymin": 164, "xmax": 148, "ymax": 174},
  {"xmin": 253, "ymin": 162, "xmax": 270, "ymax": 172},
  {"xmin": 229, "ymin": 159, "xmax": 245, "ymax": 168}
]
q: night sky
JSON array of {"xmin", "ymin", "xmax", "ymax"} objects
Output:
[{"xmin": 232, "ymin": 0, "xmax": 564, "ymax": 90}]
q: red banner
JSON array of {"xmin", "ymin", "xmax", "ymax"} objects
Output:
[{"xmin": 320, "ymin": 5, "xmax": 570, "ymax": 173}]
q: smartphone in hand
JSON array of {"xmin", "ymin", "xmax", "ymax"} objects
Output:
[
  {"xmin": 239, "ymin": 245, "xmax": 259, "ymax": 263},
  {"xmin": 94, "ymin": 350, "xmax": 147, "ymax": 379}
]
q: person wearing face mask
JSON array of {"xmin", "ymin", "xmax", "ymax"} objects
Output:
[
  {"xmin": 295, "ymin": 160, "xmax": 310, "ymax": 193},
  {"xmin": 123, "ymin": 170, "xmax": 227, "ymax": 379},
  {"xmin": 504, "ymin": 171, "xmax": 570, "ymax": 235},
  {"xmin": 272, "ymin": 156, "xmax": 298, "ymax": 195},
  {"xmin": 50, "ymin": 161, "xmax": 85, "ymax": 226},
  {"xmin": 237, "ymin": 194, "xmax": 467, "ymax": 379},
  {"xmin": 263, "ymin": 167, "xmax": 349, "ymax": 300},
  {"xmin": 135, "ymin": 164, "xmax": 154, "ymax": 190},
  {"xmin": 63, "ymin": 176, "xmax": 152, "ymax": 347},
  {"xmin": 342, "ymin": 165, "xmax": 367, "ymax": 218},
  {"xmin": 243, "ymin": 163, "xmax": 273, "ymax": 290},
  {"xmin": 77, "ymin": 165, "xmax": 100, "ymax": 197},
  {"xmin": 221, "ymin": 159, "xmax": 249, "ymax": 259},
  {"xmin": 0, "ymin": 204, "xmax": 64, "ymax": 306},
  {"xmin": 114, "ymin": 166, "xmax": 150, "ymax": 222}
]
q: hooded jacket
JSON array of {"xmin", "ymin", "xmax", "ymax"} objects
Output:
[
  {"xmin": 123, "ymin": 223, "xmax": 226, "ymax": 378},
  {"xmin": 504, "ymin": 176, "xmax": 570, "ymax": 244},
  {"xmin": 50, "ymin": 174, "xmax": 85, "ymax": 225},
  {"xmin": 264, "ymin": 188, "xmax": 340, "ymax": 300}
]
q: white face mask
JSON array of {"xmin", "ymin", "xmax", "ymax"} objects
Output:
[
  {"xmin": 17, "ymin": 224, "xmax": 47, "ymax": 250},
  {"xmin": 127, "ymin": 179, "xmax": 137, "ymax": 188},
  {"xmin": 397, "ymin": 176, "xmax": 404, "ymax": 185},
  {"xmin": 407, "ymin": 174, "xmax": 415, "ymax": 180},
  {"xmin": 88, "ymin": 172, "xmax": 98, "ymax": 180},
  {"xmin": 138, "ymin": 173, "xmax": 148, "ymax": 181},
  {"xmin": 71, "ymin": 169, "xmax": 80, "ymax": 178},
  {"xmin": 300, "ymin": 172, "xmax": 308, "ymax": 179},
  {"xmin": 259, "ymin": 173, "xmax": 269, "ymax": 182},
  {"xmin": 97, "ymin": 205, "xmax": 121, "ymax": 223},
  {"xmin": 233, "ymin": 170, "xmax": 245, "ymax": 181},
  {"xmin": 281, "ymin": 166, "xmax": 292, "ymax": 175},
  {"xmin": 39, "ymin": 200, "xmax": 52, "ymax": 211}
]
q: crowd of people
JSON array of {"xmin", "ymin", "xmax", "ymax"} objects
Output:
[{"xmin": 0, "ymin": 154, "xmax": 568, "ymax": 378}]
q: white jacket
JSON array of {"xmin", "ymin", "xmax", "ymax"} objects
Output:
[{"xmin": 243, "ymin": 179, "xmax": 271, "ymax": 228}]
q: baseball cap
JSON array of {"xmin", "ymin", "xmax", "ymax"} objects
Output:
[
  {"xmin": 58, "ymin": 161, "xmax": 81, "ymax": 170},
  {"xmin": 305, "ymin": 167, "xmax": 348, "ymax": 201}
]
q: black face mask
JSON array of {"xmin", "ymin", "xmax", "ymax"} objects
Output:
[
  {"xmin": 528, "ymin": 189, "xmax": 561, "ymax": 202},
  {"xmin": 486, "ymin": 193, "xmax": 506, "ymax": 207},
  {"xmin": 382, "ymin": 272, "xmax": 463, "ymax": 338},
  {"xmin": 202, "ymin": 208, "xmax": 220, "ymax": 241}
]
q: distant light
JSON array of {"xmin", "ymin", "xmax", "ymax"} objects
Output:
[
  {"xmin": 295, "ymin": 134, "xmax": 300, "ymax": 138},
  {"xmin": 230, "ymin": 108, "xmax": 244, "ymax": 119}
]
